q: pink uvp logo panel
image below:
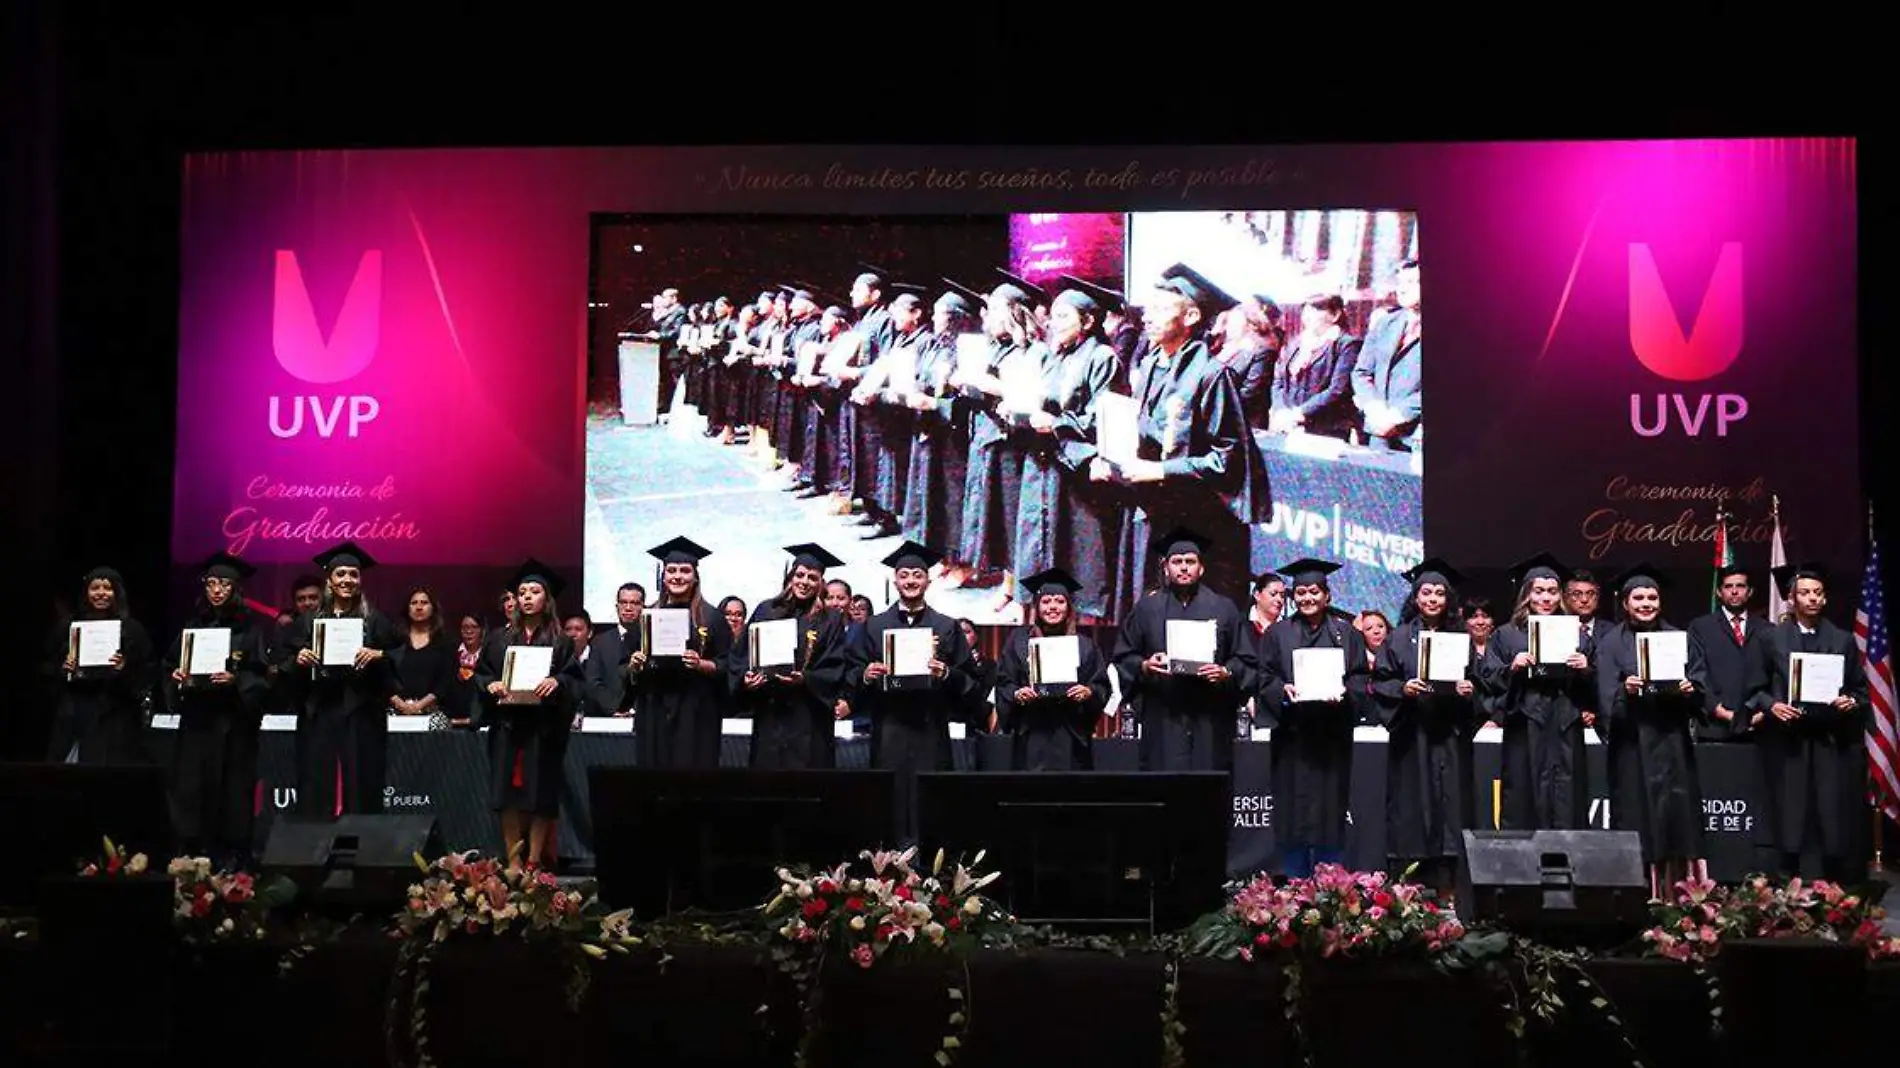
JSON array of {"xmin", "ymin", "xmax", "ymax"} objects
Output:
[
  {"xmin": 272, "ymin": 250, "xmax": 383, "ymax": 384},
  {"xmin": 1627, "ymin": 242, "xmax": 1744, "ymax": 382}
]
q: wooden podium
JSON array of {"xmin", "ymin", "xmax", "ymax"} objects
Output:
[{"xmin": 616, "ymin": 335, "xmax": 661, "ymax": 426}]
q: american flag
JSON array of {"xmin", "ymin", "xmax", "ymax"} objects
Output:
[{"xmin": 1861, "ymin": 516, "xmax": 1899, "ymax": 823}]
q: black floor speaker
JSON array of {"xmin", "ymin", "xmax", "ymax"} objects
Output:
[
  {"xmin": 262, "ymin": 814, "xmax": 442, "ymax": 911},
  {"xmin": 1459, "ymin": 829, "xmax": 1649, "ymax": 947}
]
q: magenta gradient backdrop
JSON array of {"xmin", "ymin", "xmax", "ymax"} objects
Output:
[{"xmin": 174, "ymin": 141, "xmax": 1858, "ymax": 614}]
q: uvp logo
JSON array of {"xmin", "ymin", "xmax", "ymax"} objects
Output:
[
  {"xmin": 269, "ymin": 249, "xmax": 383, "ymax": 439},
  {"xmin": 1627, "ymin": 242, "xmax": 1748, "ymax": 437}
]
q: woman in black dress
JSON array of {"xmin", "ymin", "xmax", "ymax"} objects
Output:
[
  {"xmin": 630, "ymin": 537, "xmax": 734, "ymax": 769},
  {"xmin": 1481, "ymin": 553, "xmax": 1597, "ymax": 830},
  {"xmin": 163, "ymin": 551, "xmax": 269, "ymax": 867},
  {"xmin": 994, "ymin": 569, "xmax": 1111, "ymax": 770},
  {"xmin": 476, "ymin": 560, "xmax": 583, "ymax": 870},
  {"xmin": 45, "ymin": 565, "xmax": 156, "ymax": 764},
  {"xmin": 389, "ymin": 586, "xmax": 456, "ymax": 731}
]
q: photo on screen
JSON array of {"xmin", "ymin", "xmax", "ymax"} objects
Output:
[{"xmin": 583, "ymin": 208, "xmax": 1422, "ymax": 628}]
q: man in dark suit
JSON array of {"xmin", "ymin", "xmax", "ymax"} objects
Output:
[
  {"xmin": 1351, "ymin": 259, "xmax": 1422, "ymax": 451},
  {"xmin": 585, "ymin": 582, "xmax": 646, "ymax": 717},
  {"xmin": 1687, "ymin": 563, "xmax": 1764, "ymax": 742}
]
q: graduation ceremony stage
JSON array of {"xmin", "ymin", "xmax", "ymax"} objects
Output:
[{"xmin": 146, "ymin": 718, "xmax": 1771, "ymax": 878}]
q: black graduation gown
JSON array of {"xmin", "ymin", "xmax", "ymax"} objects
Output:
[
  {"xmin": 900, "ymin": 334, "xmax": 972, "ymax": 554},
  {"xmin": 866, "ymin": 327, "xmax": 926, "ymax": 519},
  {"xmin": 1111, "ymin": 585, "xmax": 1256, "ymax": 772},
  {"xmin": 1372, "ymin": 620, "xmax": 1479, "ymax": 862},
  {"xmin": 844, "ymin": 604, "xmax": 978, "ymax": 841},
  {"xmin": 1481, "ymin": 621, "xmax": 1596, "ymax": 830},
  {"xmin": 1013, "ymin": 336, "xmax": 1123, "ymax": 620},
  {"xmin": 631, "ymin": 600, "xmax": 734, "ymax": 769},
  {"xmin": 1595, "ymin": 621, "xmax": 1706, "ymax": 863},
  {"xmin": 1258, "ymin": 613, "xmax": 1370, "ymax": 850},
  {"xmin": 729, "ymin": 600, "xmax": 849, "ymax": 769},
  {"xmin": 474, "ymin": 626, "xmax": 582, "ymax": 817},
  {"xmin": 43, "ymin": 616, "xmax": 157, "ymax": 765},
  {"xmin": 275, "ymin": 609, "xmax": 400, "ymax": 818},
  {"xmin": 994, "ymin": 627, "xmax": 1110, "ymax": 770},
  {"xmin": 1743, "ymin": 618, "xmax": 1871, "ymax": 859},
  {"xmin": 1685, "ymin": 609, "xmax": 1762, "ymax": 742},
  {"xmin": 162, "ymin": 615, "xmax": 269, "ymax": 852},
  {"xmin": 1111, "ymin": 339, "xmax": 1272, "ymax": 616},
  {"xmin": 956, "ymin": 339, "xmax": 1038, "ymax": 574},
  {"xmin": 846, "ymin": 306, "xmax": 899, "ymax": 507},
  {"xmin": 774, "ymin": 316, "xmax": 822, "ymax": 469}
]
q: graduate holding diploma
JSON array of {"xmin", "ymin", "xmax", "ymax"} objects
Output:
[
  {"xmin": 1371, "ymin": 558, "xmax": 1478, "ymax": 901},
  {"xmin": 1743, "ymin": 562, "xmax": 1869, "ymax": 880},
  {"xmin": 995, "ymin": 568, "xmax": 1111, "ymax": 770},
  {"xmin": 1111, "ymin": 527, "xmax": 1254, "ymax": 772},
  {"xmin": 732, "ymin": 543, "xmax": 850, "ymax": 770},
  {"xmin": 476, "ymin": 560, "xmax": 584, "ymax": 870},
  {"xmin": 845, "ymin": 541, "xmax": 977, "ymax": 842},
  {"xmin": 1482, "ymin": 553, "xmax": 1596, "ymax": 830},
  {"xmin": 631, "ymin": 536, "xmax": 733, "ymax": 770},
  {"xmin": 1595, "ymin": 564, "xmax": 1706, "ymax": 892},
  {"xmin": 1258, "ymin": 558, "xmax": 1368, "ymax": 878},
  {"xmin": 164, "ymin": 552, "xmax": 269, "ymax": 868},
  {"xmin": 46, "ymin": 565, "xmax": 155, "ymax": 765},
  {"xmin": 276, "ymin": 541, "xmax": 400, "ymax": 818}
]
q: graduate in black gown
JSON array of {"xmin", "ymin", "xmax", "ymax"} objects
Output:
[
  {"xmin": 994, "ymin": 568, "xmax": 1110, "ymax": 770},
  {"xmin": 1481, "ymin": 553, "xmax": 1597, "ymax": 830},
  {"xmin": 1744, "ymin": 563, "xmax": 1871, "ymax": 880},
  {"xmin": 1595, "ymin": 564, "xmax": 1706, "ymax": 892},
  {"xmin": 476, "ymin": 560, "xmax": 584, "ymax": 870},
  {"xmin": 276, "ymin": 541, "xmax": 400, "ymax": 818},
  {"xmin": 1257, "ymin": 559, "xmax": 1369, "ymax": 877},
  {"xmin": 899, "ymin": 289, "xmax": 978, "ymax": 560},
  {"xmin": 732, "ymin": 543, "xmax": 850, "ymax": 769},
  {"xmin": 955, "ymin": 279, "xmax": 1044, "ymax": 584},
  {"xmin": 1110, "ymin": 527, "xmax": 1255, "ymax": 772},
  {"xmin": 163, "ymin": 552, "xmax": 269, "ymax": 867},
  {"xmin": 1371, "ymin": 558, "xmax": 1478, "ymax": 899},
  {"xmin": 45, "ymin": 566, "xmax": 156, "ymax": 764},
  {"xmin": 630, "ymin": 536, "xmax": 734, "ymax": 769},
  {"xmin": 844, "ymin": 541, "xmax": 979, "ymax": 842}
]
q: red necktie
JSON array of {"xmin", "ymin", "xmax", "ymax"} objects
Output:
[{"xmin": 1731, "ymin": 616, "xmax": 1745, "ymax": 643}]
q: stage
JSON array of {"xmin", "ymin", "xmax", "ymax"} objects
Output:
[{"xmin": 4, "ymin": 926, "xmax": 1895, "ymax": 1066}]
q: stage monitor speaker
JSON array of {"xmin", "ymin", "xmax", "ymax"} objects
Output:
[
  {"xmin": 262, "ymin": 814, "xmax": 441, "ymax": 911},
  {"xmin": 1459, "ymin": 830, "xmax": 1648, "ymax": 947}
]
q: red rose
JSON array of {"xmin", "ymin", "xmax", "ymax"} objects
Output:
[
  {"xmin": 802, "ymin": 898, "xmax": 829, "ymax": 919},
  {"xmin": 1279, "ymin": 930, "xmax": 1297, "ymax": 948},
  {"xmin": 895, "ymin": 885, "xmax": 914, "ymax": 901},
  {"xmin": 948, "ymin": 916, "xmax": 962, "ymax": 931},
  {"xmin": 106, "ymin": 855, "xmax": 123, "ymax": 876},
  {"xmin": 1254, "ymin": 932, "xmax": 1271, "ymax": 946},
  {"xmin": 845, "ymin": 897, "xmax": 865, "ymax": 912},
  {"xmin": 1373, "ymin": 890, "xmax": 1393, "ymax": 909},
  {"xmin": 935, "ymin": 895, "xmax": 950, "ymax": 910}
]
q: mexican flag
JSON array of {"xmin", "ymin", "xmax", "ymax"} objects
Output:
[{"xmin": 1711, "ymin": 507, "xmax": 1734, "ymax": 613}]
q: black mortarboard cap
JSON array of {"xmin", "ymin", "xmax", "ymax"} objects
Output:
[
  {"xmin": 313, "ymin": 541, "xmax": 378, "ymax": 572},
  {"xmin": 198, "ymin": 551, "xmax": 257, "ymax": 582},
  {"xmin": 1508, "ymin": 552, "xmax": 1569, "ymax": 587},
  {"xmin": 785, "ymin": 543, "xmax": 845, "ymax": 571},
  {"xmin": 890, "ymin": 281, "xmax": 929, "ymax": 295},
  {"xmin": 756, "ymin": 289, "xmax": 777, "ymax": 304},
  {"xmin": 648, "ymin": 536, "xmax": 713, "ymax": 566},
  {"xmin": 509, "ymin": 558, "xmax": 568, "ymax": 599},
  {"xmin": 993, "ymin": 268, "xmax": 1049, "ymax": 306},
  {"xmin": 1611, "ymin": 562, "xmax": 1670, "ymax": 596},
  {"xmin": 1401, "ymin": 557, "xmax": 1466, "ymax": 589},
  {"xmin": 1019, "ymin": 567, "xmax": 1083, "ymax": 597},
  {"xmin": 779, "ymin": 284, "xmax": 817, "ymax": 304},
  {"xmin": 1056, "ymin": 274, "xmax": 1124, "ymax": 315},
  {"xmin": 942, "ymin": 278, "xmax": 987, "ymax": 306},
  {"xmin": 1278, "ymin": 558, "xmax": 1342, "ymax": 588},
  {"xmin": 1155, "ymin": 263, "xmax": 1239, "ymax": 316},
  {"xmin": 1151, "ymin": 526, "xmax": 1213, "ymax": 559},
  {"xmin": 1329, "ymin": 606, "xmax": 1358, "ymax": 621},
  {"xmin": 881, "ymin": 540, "xmax": 944, "ymax": 571},
  {"xmin": 1772, "ymin": 561, "xmax": 1829, "ymax": 594},
  {"xmin": 856, "ymin": 263, "xmax": 892, "ymax": 288}
]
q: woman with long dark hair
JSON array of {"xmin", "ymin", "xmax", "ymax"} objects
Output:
[
  {"xmin": 630, "ymin": 536, "xmax": 733, "ymax": 768},
  {"xmin": 390, "ymin": 586, "xmax": 456, "ymax": 731},
  {"xmin": 733, "ymin": 544, "xmax": 849, "ymax": 769},
  {"xmin": 1481, "ymin": 552, "xmax": 1597, "ymax": 830},
  {"xmin": 275, "ymin": 541, "xmax": 399, "ymax": 818},
  {"xmin": 45, "ymin": 565, "xmax": 156, "ymax": 764},
  {"xmin": 163, "ymin": 551, "xmax": 269, "ymax": 866},
  {"xmin": 995, "ymin": 569, "xmax": 1110, "ymax": 770},
  {"xmin": 477, "ymin": 560, "xmax": 583, "ymax": 870}
]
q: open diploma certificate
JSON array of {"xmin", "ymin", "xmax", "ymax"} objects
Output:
[
  {"xmin": 882, "ymin": 627, "xmax": 936, "ymax": 687},
  {"xmin": 1093, "ymin": 392, "xmax": 1139, "ymax": 468},
  {"xmin": 69, "ymin": 620, "xmax": 121, "ymax": 669},
  {"xmin": 641, "ymin": 609, "xmax": 692, "ymax": 657},
  {"xmin": 1165, "ymin": 619, "xmax": 1218, "ymax": 672},
  {"xmin": 1291, "ymin": 647, "xmax": 1347, "ymax": 702},
  {"xmin": 1636, "ymin": 631, "xmax": 1689, "ymax": 683},
  {"xmin": 1028, "ymin": 635, "xmax": 1081, "ymax": 687},
  {"xmin": 499, "ymin": 645, "xmax": 554, "ymax": 705},
  {"xmin": 312, "ymin": 617, "xmax": 365, "ymax": 668},
  {"xmin": 1527, "ymin": 615, "xmax": 1581, "ymax": 665},
  {"xmin": 1417, "ymin": 631, "xmax": 1470, "ymax": 684},
  {"xmin": 181, "ymin": 627, "xmax": 232, "ymax": 677},
  {"xmin": 748, "ymin": 618, "xmax": 799, "ymax": 672},
  {"xmin": 1789, "ymin": 652, "xmax": 1846, "ymax": 704}
]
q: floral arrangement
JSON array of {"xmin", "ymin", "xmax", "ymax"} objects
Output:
[
  {"xmin": 78, "ymin": 836, "xmax": 150, "ymax": 878},
  {"xmin": 1643, "ymin": 873, "xmax": 1900, "ymax": 963},
  {"xmin": 395, "ymin": 850, "xmax": 637, "ymax": 956},
  {"xmin": 1185, "ymin": 863, "xmax": 1465, "ymax": 962},
  {"xmin": 763, "ymin": 846, "xmax": 1015, "ymax": 968},
  {"xmin": 167, "ymin": 857, "xmax": 297, "ymax": 942}
]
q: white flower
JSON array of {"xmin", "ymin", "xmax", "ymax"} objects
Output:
[
  {"xmin": 963, "ymin": 897, "xmax": 983, "ymax": 916},
  {"xmin": 796, "ymin": 883, "xmax": 813, "ymax": 899},
  {"xmin": 220, "ymin": 918, "xmax": 235, "ymax": 933},
  {"xmin": 933, "ymin": 848, "xmax": 946, "ymax": 875},
  {"xmin": 849, "ymin": 916, "xmax": 866, "ymax": 931},
  {"xmin": 848, "ymin": 879, "xmax": 863, "ymax": 893},
  {"xmin": 127, "ymin": 853, "xmax": 149, "ymax": 875},
  {"xmin": 923, "ymin": 922, "xmax": 945, "ymax": 943},
  {"xmin": 972, "ymin": 849, "xmax": 986, "ymax": 868}
]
